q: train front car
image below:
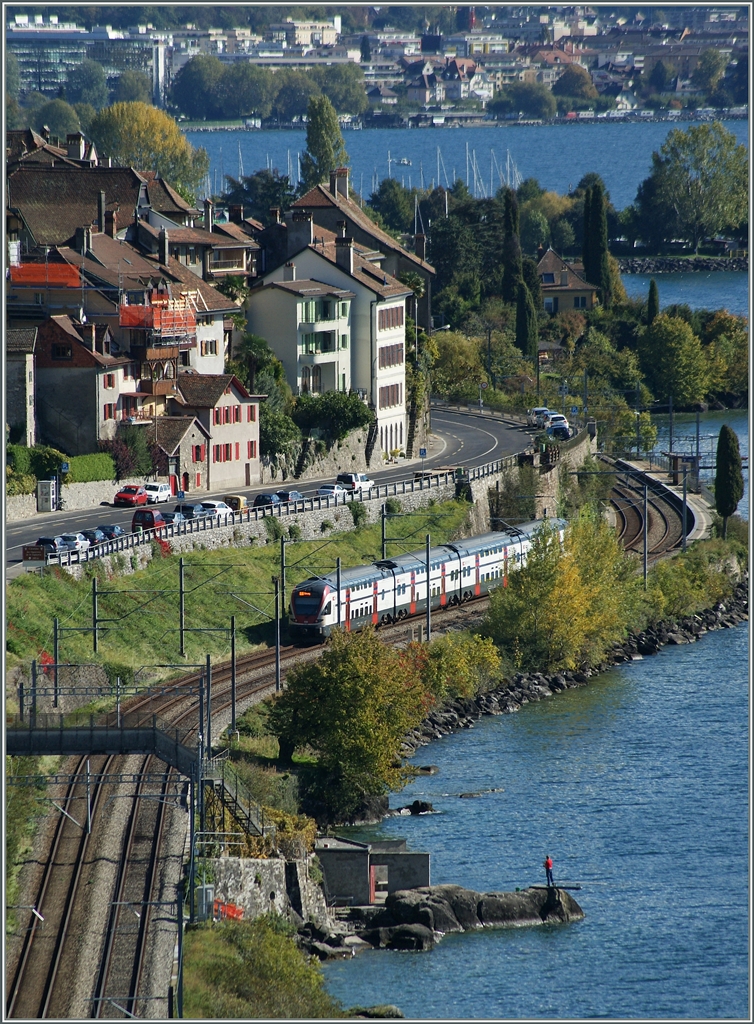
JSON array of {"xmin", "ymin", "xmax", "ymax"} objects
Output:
[{"xmin": 289, "ymin": 579, "xmax": 333, "ymax": 639}]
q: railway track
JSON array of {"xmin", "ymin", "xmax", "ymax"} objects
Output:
[{"xmin": 608, "ymin": 467, "xmax": 686, "ymax": 561}]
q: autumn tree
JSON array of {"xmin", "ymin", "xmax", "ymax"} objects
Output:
[
  {"xmin": 267, "ymin": 629, "xmax": 427, "ymax": 821},
  {"xmin": 714, "ymin": 425, "xmax": 744, "ymax": 540},
  {"xmin": 299, "ymin": 95, "xmax": 348, "ymax": 192},
  {"xmin": 88, "ymin": 102, "xmax": 209, "ymax": 199},
  {"xmin": 551, "ymin": 64, "xmax": 598, "ymax": 101},
  {"xmin": 403, "ymin": 632, "xmax": 502, "ymax": 705}
]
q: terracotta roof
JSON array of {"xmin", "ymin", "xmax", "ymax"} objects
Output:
[
  {"xmin": 299, "ymin": 240, "xmax": 413, "ymax": 300},
  {"xmin": 139, "ymin": 221, "xmax": 242, "ymax": 248},
  {"xmin": 174, "ymin": 373, "xmax": 252, "ymax": 407},
  {"xmin": 7, "ymin": 165, "xmax": 147, "ymax": 246},
  {"xmin": 6, "ymin": 327, "xmax": 37, "ymax": 353},
  {"xmin": 147, "ymin": 415, "xmax": 209, "ymax": 454},
  {"xmin": 537, "ymin": 248, "xmax": 596, "ymax": 291},
  {"xmin": 293, "ymin": 183, "xmax": 435, "ymax": 274},
  {"xmin": 212, "ymin": 221, "xmax": 261, "ymax": 246}
]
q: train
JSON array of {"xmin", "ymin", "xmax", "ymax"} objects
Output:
[{"xmin": 289, "ymin": 518, "xmax": 567, "ymax": 638}]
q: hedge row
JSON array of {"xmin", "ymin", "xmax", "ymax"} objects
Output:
[
  {"xmin": 67, "ymin": 452, "xmax": 116, "ymax": 483},
  {"xmin": 6, "ymin": 445, "xmax": 116, "ymax": 484}
]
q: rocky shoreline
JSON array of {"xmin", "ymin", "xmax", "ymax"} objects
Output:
[
  {"xmin": 398, "ymin": 576, "xmax": 748, "ymax": 758},
  {"xmin": 618, "ymin": 256, "xmax": 748, "ymax": 274}
]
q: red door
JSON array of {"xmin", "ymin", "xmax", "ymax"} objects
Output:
[
  {"xmin": 440, "ymin": 562, "xmax": 447, "ymax": 606},
  {"xmin": 169, "ymin": 474, "xmax": 178, "ymax": 495},
  {"xmin": 345, "ymin": 588, "xmax": 351, "ymax": 631},
  {"xmin": 372, "ymin": 581, "xmax": 379, "ymax": 625},
  {"xmin": 475, "ymin": 553, "xmax": 481, "ymax": 596},
  {"xmin": 503, "ymin": 546, "xmax": 509, "ymax": 587},
  {"xmin": 410, "ymin": 571, "xmax": 416, "ymax": 615}
]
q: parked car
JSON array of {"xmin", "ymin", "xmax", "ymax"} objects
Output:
[
  {"xmin": 35, "ymin": 536, "xmax": 68, "ymax": 554},
  {"xmin": 546, "ymin": 414, "xmax": 569, "ymax": 432},
  {"xmin": 527, "ymin": 406, "xmax": 550, "ymax": 427},
  {"xmin": 336, "ymin": 472, "xmax": 375, "ymax": 494},
  {"xmin": 99, "ymin": 524, "xmax": 127, "ymax": 540},
  {"xmin": 276, "ymin": 489, "xmax": 304, "ymax": 503},
  {"xmin": 81, "ymin": 528, "xmax": 107, "ymax": 546},
  {"xmin": 144, "ymin": 482, "xmax": 172, "ymax": 504},
  {"xmin": 161, "ymin": 511, "xmax": 186, "ymax": 526},
  {"xmin": 536, "ymin": 409, "xmax": 557, "ymax": 428},
  {"xmin": 172, "ymin": 503, "xmax": 209, "ymax": 519},
  {"xmin": 550, "ymin": 425, "xmax": 572, "ymax": 441},
  {"xmin": 200, "ymin": 500, "xmax": 233, "ymax": 523},
  {"xmin": 223, "ymin": 494, "xmax": 249, "ymax": 512},
  {"xmin": 114, "ymin": 485, "xmax": 149, "ymax": 507},
  {"xmin": 317, "ymin": 483, "xmax": 348, "ymax": 498},
  {"xmin": 60, "ymin": 533, "xmax": 91, "ymax": 552},
  {"xmin": 253, "ymin": 493, "xmax": 282, "ymax": 508},
  {"xmin": 131, "ymin": 508, "xmax": 166, "ymax": 533}
]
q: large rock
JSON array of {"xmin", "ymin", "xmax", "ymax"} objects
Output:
[{"xmin": 361, "ymin": 923, "xmax": 436, "ymax": 950}]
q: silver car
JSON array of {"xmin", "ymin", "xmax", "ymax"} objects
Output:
[{"xmin": 60, "ymin": 533, "xmax": 91, "ymax": 552}]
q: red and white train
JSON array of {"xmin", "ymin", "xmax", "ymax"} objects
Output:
[{"xmin": 289, "ymin": 518, "xmax": 567, "ymax": 638}]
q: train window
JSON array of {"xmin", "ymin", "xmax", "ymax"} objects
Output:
[{"xmin": 323, "ymin": 602, "xmax": 332, "ymax": 615}]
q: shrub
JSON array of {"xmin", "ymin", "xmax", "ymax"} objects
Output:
[
  {"xmin": 264, "ymin": 517, "xmax": 284, "ymax": 541},
  {"xmin": 385, "ymin": 497, "xmax": 402, "ymax": 515},
  {"xmin": 292, "ymin": 392, "xmax": 373, "ymax": 441},
  {"xmin": 67, "ymin": 452, "xmax": 116, "ymax": 483},
  {"xmin": 320, "ymin": 519, "xmax": 333, "ymax": 533},
  {"xmin": 349, "ymin": 502, "xmax": 367, "ymax": 528},
  {"xmin": 6, "ymin": 470, "xmax": 36, "ymax": 495},
  {"xmin": 287, "ymin": 523, "xmax": 302, "ymax": 542}
]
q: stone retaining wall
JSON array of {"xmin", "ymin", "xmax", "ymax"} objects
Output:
[
  {"xmin": 7, "ymin": 477, "xmax": 146, "ymax": 522},
  {"xmin": 210, "ymin": 856, "xmax": 331, "ymax": 930},
  {"xmin": 618, "ymin": 256, "xmax": 748, "ymax": 274}
]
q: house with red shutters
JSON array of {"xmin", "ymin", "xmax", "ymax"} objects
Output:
[{"xmin": 169, "ymin": 373, "xmax": 265, "ymax": 489}]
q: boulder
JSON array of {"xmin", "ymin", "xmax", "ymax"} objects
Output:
[{"xmin": 361, "ymin": 923, "xmax": 435, "ymax": 951}]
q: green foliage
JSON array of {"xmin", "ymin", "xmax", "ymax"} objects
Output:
[
  {"xmin": 521, "ymin": 208, "xmax": 550, "ymax": 254},
  {"xmin": 268, "ymin": 629, "xmax": 426, "ymax": 819},
  {"xmin": 222, "ymin": 169, "xmax": 296, "ymax": 224},
  {"xmin": 272, "ymin": 69, "xmax": 321, "ymax": 121},
  {"xmin": 287, "ymin": 523, "xmax": 302, "ymax": 542},
  {"xmin": 112, "ymin": 70, "xmax": 153, "ymax": 105},
  {"xmin": 551, "ymin": 65, "xmax": 598, "ymax": 101},
  {"xmin": 639, "ymin": 314, "xmax": 709, "ymax": 406},
  {"xmin": 501, "ymin": 187, "xmax": 523, "ymax": 304},
  {"xmin": 405, "ymin": 631, "xmax": 502, "ymax": 703},
  {"xmin": 368, "ymin": 177, "xmax": 414, "ymax": 232},
  {"xmin": 515, "ymin": 282, "xmax": 538, "ymax": 359},
  {"xmin": 488, "ymin": 82, "xmax": 556, "ymax": 119},
  {"xmin": 183, "ymin": 916, "xmax": 345, "ymax": 1019},
  {"xmin": 67, "ymin": 453, "xmax": 116, "ymax": 483},
  {"xmin": 714, "ymin": 425, "xmax": 744, "ymax": 537},
  {"xmin": 65, "ymin": 58, "xmax": 109, "ymax": 109},
  {"xmin": 292, "ymin": 392, "xmax": 372, "ymax": 442},
  {"xmin": 385, "ymin": 497, "xmax": 402, "ymax": 515},
  {"xmin": 349, "ymin": 502, "xmax": 368, "ymax": 528},
  {"xmin": 259, "ymin": 407, "xmax": 301, "ymax": 460},
  {"xmin": 31, "ymin": 99, "xmax": 80, "ymax": 139},
  {"xmin": 170, "ymin": 54, "xmax": 226, "ymax": 119},
  {"xmin": 299, "ymin": 95, "xmax": 348, "ymax": 192},
  {"xmin": 89, "ymin": 102, "xmax": 209, "ymax": 197},
  {"xmin": 646, "ymin": 539, "xmax": 740, "ymax": 621},
  {"xmin": 310, "ymin": 62, "xmax": 369, "ymax": 115},
  {"xmin": 73, "ymin": 102, "xmax": 96, "ymax": 133},
  {"xmin": 320, "ymin": 520, "xmax": 333, "ymax": 534},
  {"xmin": 6, "ymin": 51, "xmax": 20, "ymax": 100},
  {"xmin": 646, "ymin": 278, "xmax": 660, "ymax": 325},
  {"xmin": 691, "ymin": 49, "xmax": 729, "ymax": 94},
  {"xmin": 264, "ymin": 517, "xmax": 284, "ymax": 542}
]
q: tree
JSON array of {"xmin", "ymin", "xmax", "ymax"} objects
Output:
[
  {"xmin": 299, "ymin": 95, "xmax": 348, "ymax": 192},
  {"xmin": 112, "ymin": 69, "xmax": 153, "ymax": 105},
  {"xmin": 88, "ymin": 102, "xmax": 209, "ymax": 199},
  {"xmin": 551, "ymin": 64, "xmax": 598, "ymax": 101},
  {"xmin": 640, "ymin": 314, "xmax": 709, "ymax": 406},
  {"xmin": 551, "ymin": 217, "xmax": 575, "ymax": 253},
  {"xmin": 581, "ymin": 185, "xmax": 593, "ymax": 282},
  {"xmin": 646, "ymin": 278, "xmax": 660, "ymax": 325},
  {"xmin": 728, "ymin": 53, "xmax": 748, "ymax": 104},
  {"xmin": 259, "ymin": 407, "xmax": 301, "ymax": 459},
  {"xmin": 521, "ymin": 208, "xmax": 550, "ymax": 254},
  {"xmin": 590, "ymin": 181, "xmax": 613, "ymax": 309},
  {"xmin": 219, "ymin": 63, "xmax": 275, "ymax": 119},
  {"xmin": 170, "ymin": 55, "xmax": 226, "ymax": 119},
  {"xmin": 6, "ymin": 51, "xmax": 20, "ymax": 100},
  {"xmin": 714, "ymin": 425, "xmax": 744, "ymax": 540},
  {"xmin": 31, "ymin": 99, "xmax": 80, "ymax": 139},
  {"xmin": 65, "ymin": 58, "xmax": 109, "ymax": 109},
  {"xmin": 360, "ymin": 35, "xmax": 371, "ymax": 62},
  {"xmin": 272, "ymin": 70, "xmax": 321, "ymax": 121},
  {"xmin": 691, "ymin": 49, "xmax": 729, "ymax": 94},
  {"xmin": 515, "ymin": 282, "xmax": 538, "ymax": 360},
  {"xmin": 267, "ymin": 629, "xmax": 426, "ymax": 820},
  {"xmin": 368, "ymin": 178, "xmax": 413, "ymax": 232},
  {"xmin": 649, "ymin": 60, "xmax": 673, "ymax": 93},
  {"xmin": 222, "ymin": 169, "xmax": 296, "ymax": 224},
  {"xmin": 73, "ymin": 102, "xmax": 96, "ymax": 133},
  {"xmin": 292, "ymin": 392, "xmax": 373, "ymax": 441},
  {"xmin": 310, "ymin": 63, "xmax": 368, "ymax": 115},
  {"xmin": 488, "ymin": 82, "xmax": 556, "ymax": 119},
  {"xmin": 638, "ymin": 122, "xmax": 748, "ymax": 253},
  {"xmin": 501, "ymin": 187, "xmax": 523, "ymax": 304}
]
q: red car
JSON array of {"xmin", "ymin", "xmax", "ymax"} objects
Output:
[{"xmin": 114, "ymin": 485, "xmax": 149, "ymax": 507}]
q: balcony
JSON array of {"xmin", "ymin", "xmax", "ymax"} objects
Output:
[
  {"xmin": 130, "ymin": 345, "xmax": 180, "ymax": 361},
  {"xmin": 138, "ymin": 379, "xmax": 177, "ymax": 396}
]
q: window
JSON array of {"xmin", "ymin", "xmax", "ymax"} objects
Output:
[
  {"xmin": 200, "ymin": 339, "xmax": 218, "ymax": 356},
  {"xmin": 103, "ymin": 403, "xmax": 115, "ymax": 420},
  {"xmin": 34, "ymin": 292, "xmax": 45, "ymax": 305},
  {"xmin": 123, "ymin": 363, "xmax": 134, "ymax": 380},
  {"xmin": 378, "ymin": 343, "xmax": 404, "ymax": 368},
  {"xmin": 574, "ymin": 295, "xmax": 587, "ymax": 308},
  {"xmin": 341, "ymin": 334, "xmax": 348, "ymax": 349},
  {"xmin": 52, "ymin": 344, "xmax": 72, "ymax": 360},
  {"xmin": 378, "ymin": 383, "xmax": 403, "ymax": 409},
  {"xmin": 225, "ymin": 443, "xmax": 232, "ymax": 461},
  {"xmin": 378, "ymin": 306, "xmax": 404, "ymax": 331},
  {"xmin": 28, "ymin": 370, "xmax": 33, "ymax": 382},
  {"xmin": 213, "ymin": 408, "xmax": 221, "ymax": 425},
  {"xmin": 340, "ymin": 302, "xmax": 348, "ymax": 317},
  {"xmin": 246, "ymin": 405, "xmax": 256, "ymax": 422},
  {"xmin": 247, "ymin": 440, "xmax": 257, "ymax": 458},
  {"xmin": 541, "ymin": 273, "xmax": 555, "ymax": 284},
  {"xmin": 302, "ymin": 299, "xmax": 316, "ymax": 323},
  {"xmin": 319, "ymin": 299, "xmax": 331, "ymax": 320},
  {"xmin": 192, "ymin": 444, "xmax": 206, "ymax": 463},
  {"xmin": 103, "ymin": 373, "xmax": 115, "ymax": 389},
  {"xmin": 29, "ymin": 395, "xmax": 34, "ymax": 406}
]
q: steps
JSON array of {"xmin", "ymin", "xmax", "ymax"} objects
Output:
[{"xmin": 364, "ymin": 420, "xmax": 379, "ymax": 467}]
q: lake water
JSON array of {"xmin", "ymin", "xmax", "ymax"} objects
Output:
[
  {"xmin": 323, "ymin": 623, "xmax": 749, "ymax": 1020},
  {"xmin": 620, "ymin": 272, "xmax": 749, "ymax": 318},
  {"xmin": 185, "ymin": 118, "xmax": 749, "ymax": 210}
]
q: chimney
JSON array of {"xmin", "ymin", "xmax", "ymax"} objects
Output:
[
  {"xmin": 330, "ymin": 167, "xmax": 349, "ymax": 199},
  {"xmin": 41, "ymin": 125, "xmax": 50, "ymax": 142},
  {"xmin": 415, "ymin": 233, "xmax": 426, "ymax": 260},
  {"xmin": 288, "ymin": 211, "xmax": 313, "ymax": 256},
  {"xmin": 98, "ymin": 190, "xmax": 106, "ymax": 233},
  {"xmin": 560, "ymin": 269, "xmax": 569, "ymax": 286},
  {"xmin": 336, "ymin": 219, "xmax": 347, "ymax": 237},
  {"xmin": 105, "ymin": 209, "xmax": 118, "ymax": 238},
  {"xmin": 204, "ymin": 197, "xmax": 214, "ymax": 231},
  {"xmin": 80, "ymin": 323, "xmax": 96, "ymax": 351},
  {"xmin": 66, "ymin": 132, "xmax": 85, "ymax": 160},
  {"xmin": 269, "ymin": 207, "xmax": 282, "ymax": 224},
  {"xmin": 335, "ymin": 236, "xmax": 354, "ymax": 275},
  {"xmin": 159, "ymin": 228, "xmax": 169, "ymax": 265},
  {"xmin": 536, "ymin": 245, "xmax": 545, "ymax": 262},
  {"xmin": 283, "ymin": 262, "xmax": 296, "ymax": 281},
  {"xmin": 229, "ymin": 204, "xmax": 244, "ymax": 223}
]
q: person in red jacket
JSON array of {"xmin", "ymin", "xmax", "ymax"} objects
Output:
[{"xmin": 544, "ymin": 855, "xmax": 554, "ymax": 887}]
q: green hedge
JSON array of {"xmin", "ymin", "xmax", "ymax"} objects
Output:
[{"xmin": 67, "ymin": 453, "xmax": 116, "ymax": 483}]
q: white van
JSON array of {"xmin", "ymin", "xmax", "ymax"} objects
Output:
[
  {"xmin": 144, "ymin": 482, "xmax": 172, "ymax": 504},
  {"xmin": 527, "ymin": 406, "xmax": 550, "ymax": 427}
]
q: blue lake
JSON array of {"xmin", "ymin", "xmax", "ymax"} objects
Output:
[
  {"xmin": 185, "ymin": 118, "xmax": 748, "ymax": 210},
  {"xmin": 323, "ymin": 624, "xmax": 749, "ymax": 1019},
  {"xmin": 621, "ymin": 271, "xmax": 749, "ymax": 318}
]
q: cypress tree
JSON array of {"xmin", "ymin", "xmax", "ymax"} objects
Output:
[
  {"xmin": 515, "ymin": 281, "xmax": 539, "ymax": 360},
  {"xmin": 581, "ymin": 185, "xmax": 593, "ymax": 282},
  {"xmin": 646, "ymin": 278, "xmax": 660, "ymax": 325},
  {"xmin": 590, "ymin": 181, "xmax": 612, "ymax": 309},
  {"xmin": 714, "ymin": 424, "xmax": 744, "ymax": 539},
  {"xmin": 502, "ymin": 188, "xmax": 523, "ymax": 304}
]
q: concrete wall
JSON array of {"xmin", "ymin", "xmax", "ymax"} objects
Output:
[
  {"xmin": 370, "ymin": 852, "xmax": 430, "ymax": 894},
  {"xmin": 316, "ymin": 848, "xmax": 371, "ymax": 906},
  {"xmin": 7, "ymin": 475, "xmax": 146, "ymax": 522},
  {"xmin": 36, "ymin": 366, "xmax": 98, "ymax": 455},
  {"xmin": 210, "ymin": 856, "xmax": 331, "ymax": 929}
]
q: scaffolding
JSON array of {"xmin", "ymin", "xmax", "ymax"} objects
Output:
[{"xmin": 119, "ymin": 290, "xmax": 200, "ymax": 337}]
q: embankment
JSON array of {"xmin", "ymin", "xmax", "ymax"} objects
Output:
[{"xmin": 618, "ymin": 256, "xmax": 748, "ymax": 274}]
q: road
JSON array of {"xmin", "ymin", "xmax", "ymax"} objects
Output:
[{"xmin": 5, "ymin": 408, "xmax": 532, "ymax": 572}]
